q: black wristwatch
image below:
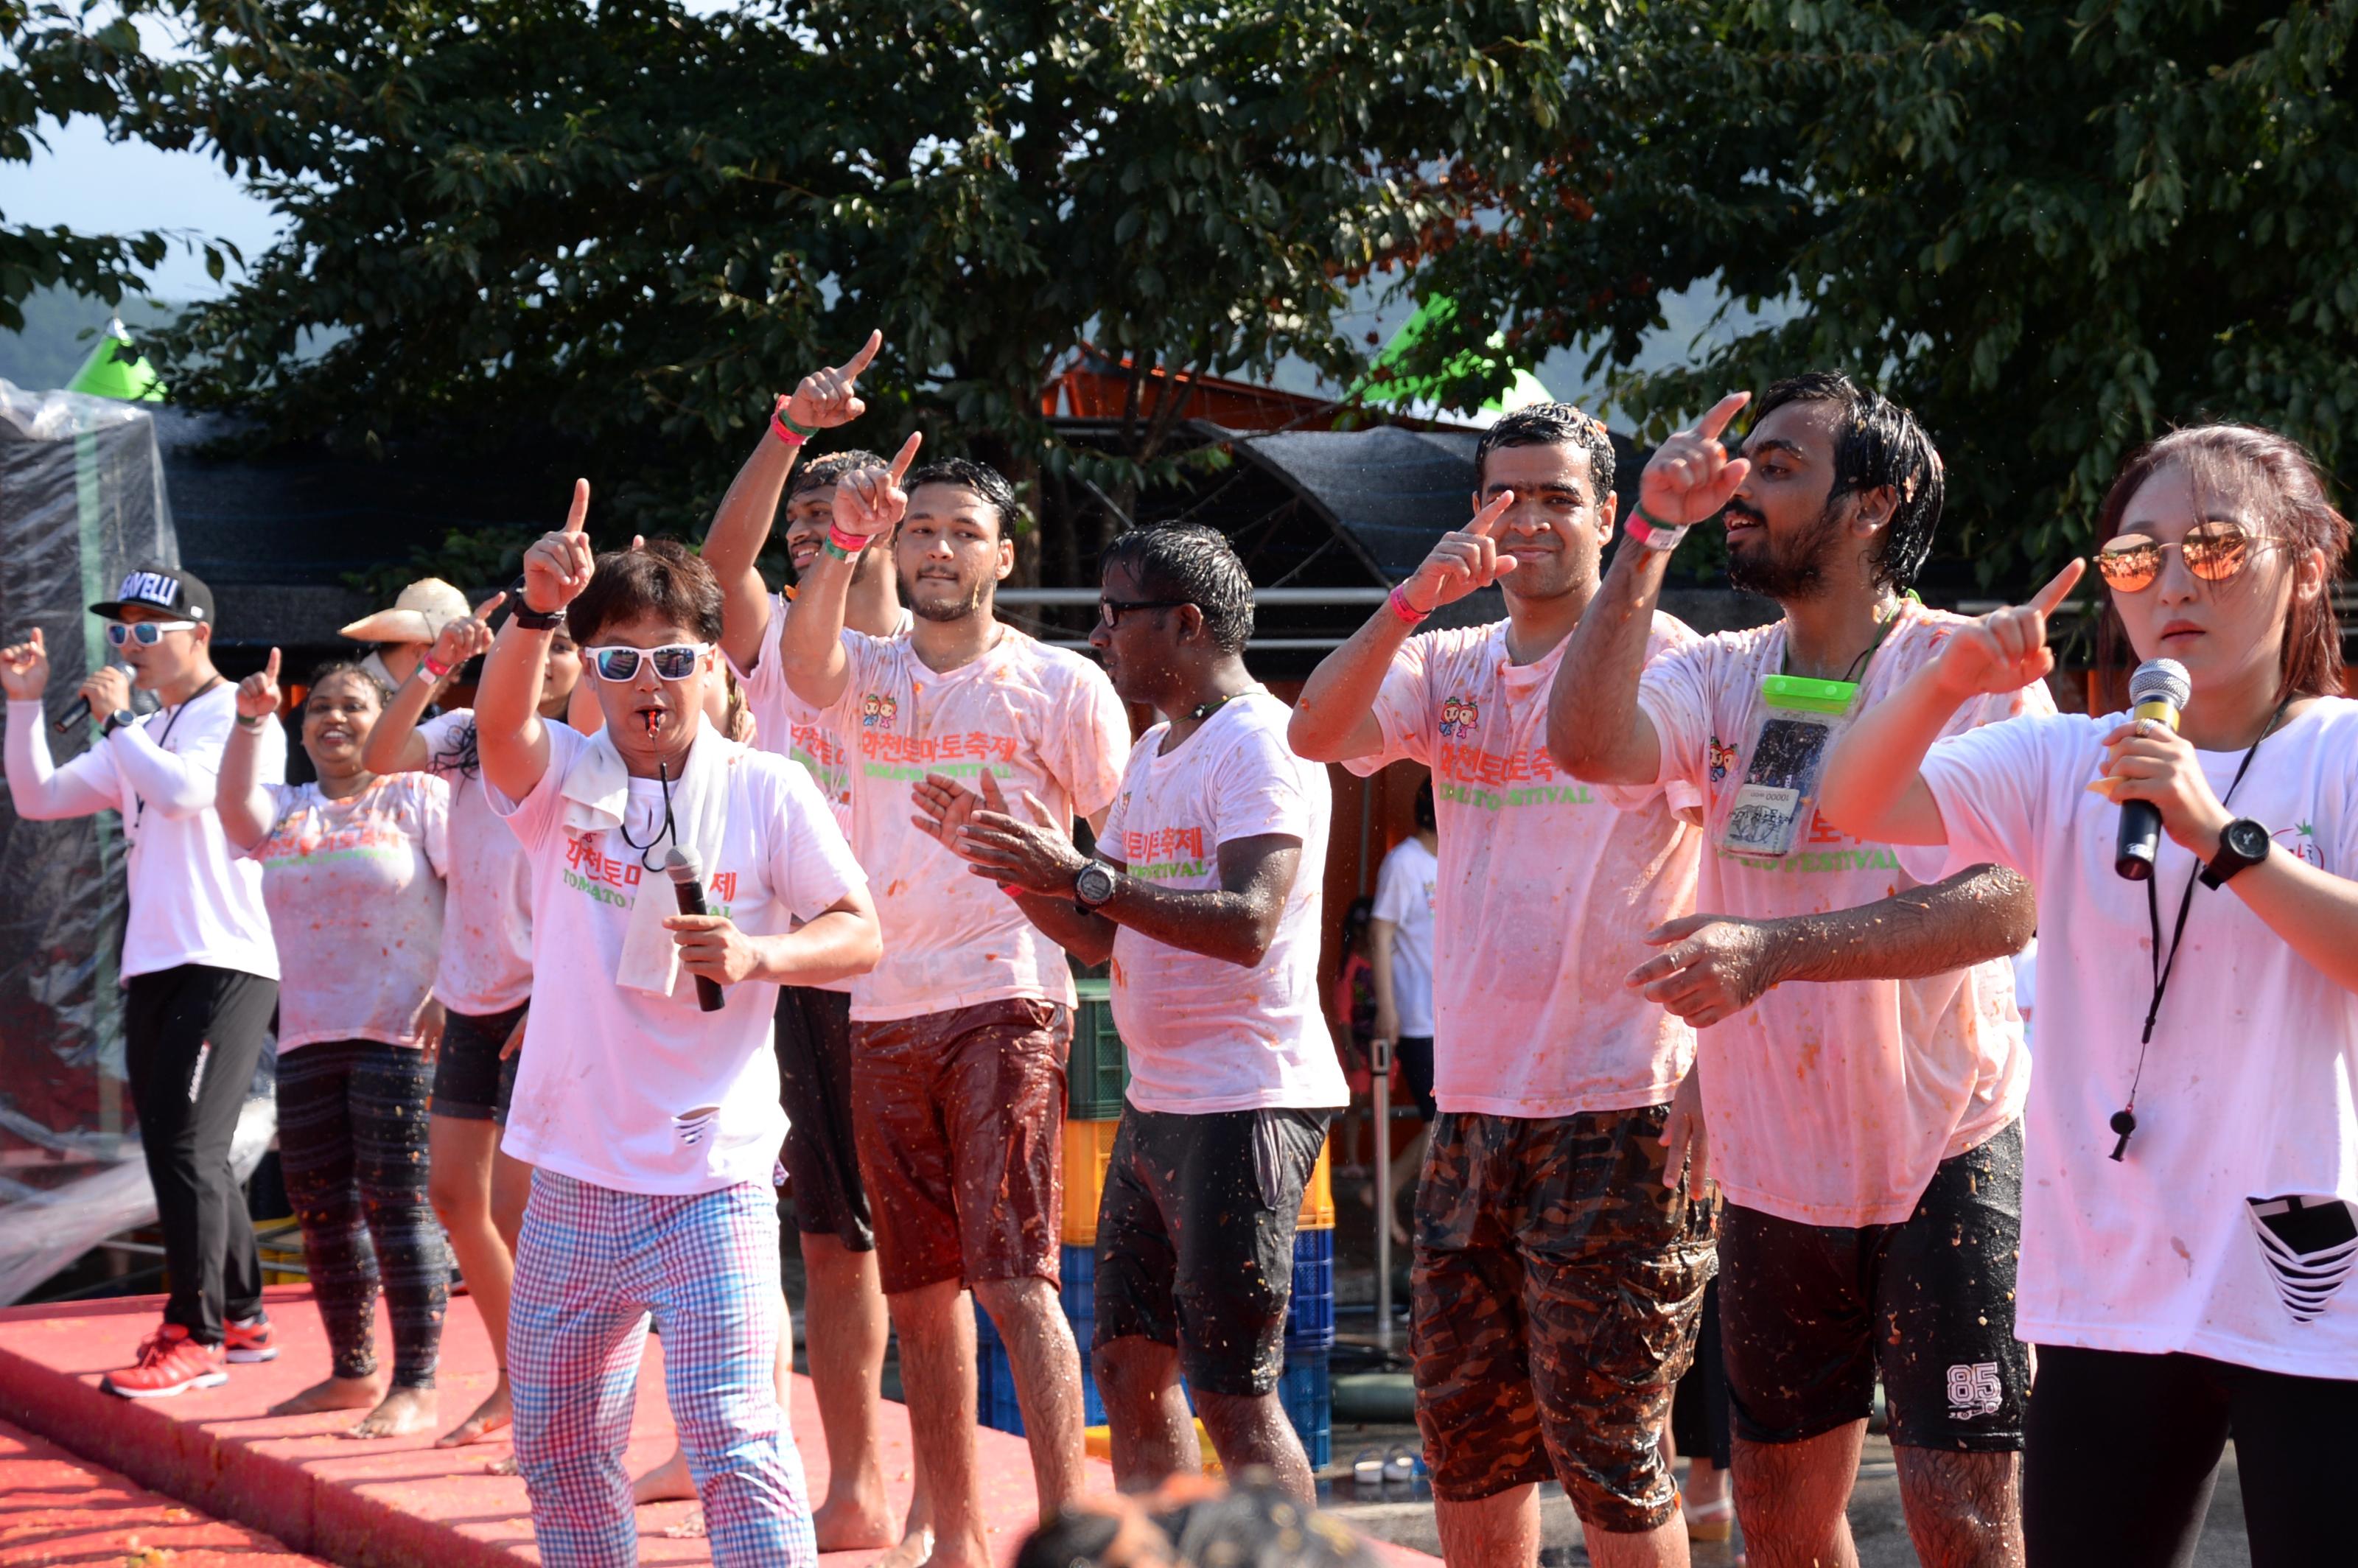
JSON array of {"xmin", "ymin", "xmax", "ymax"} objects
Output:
[
  {"xmin": 2200, "ymin": 817, "xmax": 2272, "ymax": 889},
  {"xmin": 507, "ymin": 575, "xmax": 566, "ymax": 631},
  {"xmin": 102, "ymin": 707, "xmax": 136, "ymax": 737},
  {"xmin": 1073, "ymin": 860, "xmax": 1119, "ymax": 909}
]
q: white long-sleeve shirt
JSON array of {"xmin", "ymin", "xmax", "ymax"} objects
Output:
[{"xmin": 6, "ymin": 684, "xmax": 284, "ymax": 981}]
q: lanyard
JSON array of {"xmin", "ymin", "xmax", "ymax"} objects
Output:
[
  {"xmin": 1778, "ymin": 593, "xmax": 1913, "ymax": 684},
  {"xmin": 615, "ymin": 759, "xmax": 680, "ymax": 870},
  {"xmin": 131, "ymin": 677, "xmax": 223, "ymax": 832},
  {"xmin": 2107, "ymin": 698, "xmax": 2288, "ymax": 1161}
]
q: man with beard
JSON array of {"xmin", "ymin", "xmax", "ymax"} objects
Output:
[
  {"xmin": 917, "ymin": 525, "xmax": 1346, "ymax": 1503},
  {"xmin": 780, "ymin": 441, "xmax": 1130, "ymax": 1568},
  {"xmin": 1550, "ymin": 374, "xmax": 2046, "ymax": 1568},
  {"xmin": 1289, "ymin": 404, "xmax": 1715, "ymax": 1568}
]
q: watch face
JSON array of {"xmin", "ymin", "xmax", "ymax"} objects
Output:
[
  {"xmin": 2226, "ymin": 819, "xmax": 2272, "ymax": 861},
  {"xmin": 1077, "ymin": 863, "xmax": 1116, "ymax": 905}
]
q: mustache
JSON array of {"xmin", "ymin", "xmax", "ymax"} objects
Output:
[{"xmin": 1723, "ymin": 502, "xmax": 1766, "ymax": 528}]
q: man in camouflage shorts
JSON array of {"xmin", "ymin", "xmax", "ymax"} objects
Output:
[{"xmin": 1291, "ymin": 403, "xmax": 1715, "ymax": 1564}]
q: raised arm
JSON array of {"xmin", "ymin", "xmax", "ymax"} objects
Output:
[
  {"xmin": 1288, "ymin": 490, "xmax": 1514, "ymax": 763},
  {"xmin": 2, "ymin": 629, "xmax": 121, "ymax": 819},
  {"xmin": 1626, "ymin": 863, "xmax": 2037, "ymax": 1029},
  {"xmin": 363, "ymin": 594, "xmax": 503, "ymax": 776},
  {"xmin": 1550, "ymin": 392, "xmax": 1752, "ymax": 785},
  {"xmin": 1822, "ymin": 561, "xmax": 2083, "ymax": 846},
  {"xmin": 479, "ymin": 480, "xmax": 595, "ymax": 804},
  {"xmin": 216, "ymin": 650, "xmax": 283, "ymax": 851},
  {"xmin": 706, "ymin": 330, "xmax": 883, "ymax": 673},
  {"xmin": 780, "ymin": 431, "xmax": 920, "ymax": 713}
]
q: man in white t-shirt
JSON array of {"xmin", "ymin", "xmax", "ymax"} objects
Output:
[
  {"xmin": 677, "ymin": 336, "xmax": 927, "ymax": 1555},
  {"xmin": 780, "ymin": 443, "xmax": 1130, "ymax": 1568},
  {"xmin": 475, "ymin": 497, "xmax": 881, "ymax": 1568},
  {"xmin": 4, "ymin": 565, "xmax": 287, "ymax": 1399},
  {"xmin": 1290, "ymin": 405, "xmax": 1713, "ymax": 1568},
  {"xmin": 1552, "ymin": 374, "xmax": 2046, "ymax": 1567},
  {"xmin": 920, "ymin": 525, "xmax": 1344, "ymax": 1503},
  {"xmin": 1368, "ymin": 780, "xmax": 1438, "ymax": 1245}
]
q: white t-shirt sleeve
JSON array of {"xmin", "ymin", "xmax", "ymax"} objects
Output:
[
  {"xmin": 1054, "ymin": 662, "xmax": 1133, "ymax": 821},
  {"xmin": 1371, "ymin": 842, "xmax": 1418, "ymax": 925},
  {"xmin": 1919, "ymin": 713, "xmax": 2075, "ymax": 881},
  {"xmin": 5, "ymin": 701, "xmax": 125, "ymax": 819},
  {"xmin": 1098, "ymin": 741, "xmax": 1141, "ymax": 862},
  {"xmin": 418, "ymin": 772, "xmax": 453, "ymax": 880},
  {"xmin": 765, "ymin": 761, "xmax": 867, "ymax": 920},
  {"xmin": 1341, "ymin": 637, "xmax": 1433, "ymax": 777},
  {"xmin": 1211, "ymin": 724, "xmax": 1314, "ymax": 849},
  {"xmin": 1633, "ymin": 635, "xmax": 1718, "ymax": 794},
  {"xmin": 487, "ymin": 720, "xmax": 584, "ymax": 851}
]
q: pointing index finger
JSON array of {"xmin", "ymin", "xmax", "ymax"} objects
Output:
[
  {"xmin": 473, "ymin": 591, "xmax": 507, "ymax": 621},
  {"xmin": 1693, "ymin": 391, "xmax": 1752, "ymax": 443},
  {"xmin": 2027, "ymin": 557, "xmax": 2085, "ymax": 617},
  {"xmin": 886, "ymin": 430, "xmax": 923, "ymax": 485},
  {"xmin": 839, "ymin": 329, "xmax": 882, "ymax": 380},
  {"xmin": 265, "ymin": 647, "xmax": 281, "ymax": 682},
  {"xmin": 562, "ymin": 478, "xmax": 590, "ymax": 534},
  {"xmin": 1466, "ymin": 489, "xmax": 1514, "ymax": 538}
]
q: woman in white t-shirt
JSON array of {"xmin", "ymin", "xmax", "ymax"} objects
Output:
[
  {"xmin": 1820, "ymin": 423, "xmax": 2358, "ymax": 1568},
  {"xmin": 220, "ymin": 657, "xmax": 454, "ymax": 1442},
  {"xmin": 363, "ymin": 601, "xmax": 584, "ymax": 1448}
]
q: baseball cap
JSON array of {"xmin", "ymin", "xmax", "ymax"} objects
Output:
[
  {"xmin": 91, "ymin": 564, "xmax": 217, "ymax": 626},
  {"xmin": 339, "ymin": 577, "xmax": 472, "ymax": 645}
]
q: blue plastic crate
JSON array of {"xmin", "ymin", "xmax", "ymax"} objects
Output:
[
  {"xmin": 1062, "ymin": 1243, "xmax": 1108, "ymax": 1425},
  {"xmin": 1286, "ymin": 1228, "xmax": 1334, "ymax": 1351},
  {"xmin": 974, "ymin": 1303, "xmax": 1026, "ymax": 1436},
  {"xmin": 1279, "ymin": 1344, "xmax": 1331, "ymax": 1470}
]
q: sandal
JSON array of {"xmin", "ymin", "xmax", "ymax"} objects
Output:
[{"xmin": 1682, "ymin": 1494, "xmax": 1735, "ymax": 1543}]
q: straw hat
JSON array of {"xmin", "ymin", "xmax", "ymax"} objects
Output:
[{"xmin": 340, "ymin": 577, "xmax": 472, "ymax": 645}]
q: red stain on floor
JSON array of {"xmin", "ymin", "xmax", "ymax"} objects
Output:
[{"xmin": 0, "ymin": 1415, "xmax": 329, "ymax": 1567}]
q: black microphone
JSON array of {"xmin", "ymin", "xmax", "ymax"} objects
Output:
[
  {"xmin": 665, "ymin": 845, "xmax": 727, "ymax": 1012},
  {"xmin": 2115, "ymin": 657, "xmax": 2192, "ymax": 881},
  {"xmin": 52, "ymin": 695, "xmax": 91, "ymax": 734}
]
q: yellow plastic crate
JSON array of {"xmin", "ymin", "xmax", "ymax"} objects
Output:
[{"xmin": 1063, "ymin": 1120, "xmax": 1335, "ymax": 1245}]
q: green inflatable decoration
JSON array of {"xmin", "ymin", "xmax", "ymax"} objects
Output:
[
  {"xmin": 65, "ymin": 321, "xmax": 164, "ymax": 402},
  {"xmin": 1357, "ymin": 295, "xmax": 1552, "ymax": 416}
]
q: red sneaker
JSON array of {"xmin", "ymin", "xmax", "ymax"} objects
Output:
[
  {"xmin": 101, "ymin": 1323, "xmax": 228, "ymax": 1399},
  {"xmin": 223, "ymin": 1314, "xmax": 278, "ymax": 1364}
]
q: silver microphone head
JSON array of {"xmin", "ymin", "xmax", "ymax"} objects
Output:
[
  {"xmin": 2128, "ymin": 658, "xmax": 2192, "ymax": 711},
  {"xmin": 665, "ymin": 845, "xmax": 703, "ymax": 883}
]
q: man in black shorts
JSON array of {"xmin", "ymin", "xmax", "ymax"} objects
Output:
[{"xmin": 925, "ymin": 525, "xmax": 1346, "ymax": 1503}]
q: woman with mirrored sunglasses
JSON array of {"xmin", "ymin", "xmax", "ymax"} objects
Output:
[{"xmin": 1820, "ymin": 422, "xmax": 2358, "ymax": 1568}]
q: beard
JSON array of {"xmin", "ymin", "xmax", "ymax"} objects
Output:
[
  {"xmin": 905, "ymin": 571, "xmax": 991, "ymax": 623},
  {"xmin": 1725, "ymin": 499, "xmax": 1845, "ymax": 601}
]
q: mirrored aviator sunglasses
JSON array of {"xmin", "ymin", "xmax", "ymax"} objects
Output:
[
  {"xmin": 2093, "ymin": 521, "xmax": 2255, "ymax": 593},
  {"xmin": 588, "ymin": 642, "xmax": 708, "ymax": 682}
]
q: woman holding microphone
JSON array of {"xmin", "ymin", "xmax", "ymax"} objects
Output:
[{"xmin": 1819, "ymin": 422, "xmax": 2357, "ymax": 1567}]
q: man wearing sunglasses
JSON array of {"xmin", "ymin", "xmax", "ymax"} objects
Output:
[
  {"xmin": 1550, "ymin": 374, "xmax": 2049, "ymax": 1567},
  {"xmin": 780, "ymin": 438, "xmax": 1130, "ymax": 1568},
  {"xmin": 2, "ymin": 564, "xmax": 288, "ymax": 1399},
  {"xmin": 918, "ymin": 525, "xmax": 1343, "ymax": 1502}
]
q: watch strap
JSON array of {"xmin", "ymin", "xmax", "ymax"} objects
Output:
[{"xmin": 2200, "ymin": 818, "xmax": 2269, "ymax": 889}]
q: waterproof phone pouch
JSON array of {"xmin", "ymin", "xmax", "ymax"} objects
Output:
[{"xmin": 1718, "ymin": 674, "xmax": 1860, "ymax": 859}]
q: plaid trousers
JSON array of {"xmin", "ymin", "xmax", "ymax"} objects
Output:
[{"xmin": 510, "ymin": 1170, "xmax": 815, "ymax": 1568}]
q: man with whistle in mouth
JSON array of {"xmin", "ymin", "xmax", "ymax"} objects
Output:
[
  {"xmin": 779, "ymin": 427, "xmax": 1130, "ymax": 1568},
  {"xmin": 475, "ymin": 483, "xmax": 881, "ymax": 1568},
  {"xmin": 1549, "ymin": 374, "xmax": 2049, "ymax": 1568}
]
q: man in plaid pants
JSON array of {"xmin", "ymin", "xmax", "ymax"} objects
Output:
[{"xmin": 476, "ymin": 495, "xmax": 881, "ymax": 1567}]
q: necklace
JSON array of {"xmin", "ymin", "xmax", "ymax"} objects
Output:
[{"xmin": 1183, "ymin": 691, "xmax": 1242, "ymax": 724}]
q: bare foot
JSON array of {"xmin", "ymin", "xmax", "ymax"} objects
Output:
[
  {"xmin": 874, "ymin": 1525, "xmax": 937, "ymax": 1568},
  {"xmin": 435, "ymin": 1375, "xmax": 513, "ymax": 1447},
  {"xmin": 662, "ymin": 1508, "xmax": 708, "ymax": 1539},
  {"xmin": 632, "ymin": 1449, "xmax": 696, "ymax": 1505},
  {"xmin": 347, "ymin": 1385, "xmax": 438, "ymax": 1439},
  {"xmin": 269, "ymin": 1373, "xmax": 387, "ymax": 1417},
  {"xmin": 914, "ymin": 1528, "xmax": 988, "ymax": 1568},
  {"xmin": 813, "ymin": 1491, "xmax": 899, "ymax": 1553}
]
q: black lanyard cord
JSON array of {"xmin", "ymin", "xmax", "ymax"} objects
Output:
[
  {"xmin": 2109, "ymin": 698, "xmax": 2288, "ymax": 1161},
  {"xmin": 615, "ymin": 758, "xmax": 679, "ymax": 870},
  {"xmin": 131, "ymin": 676, "xmax": 224, "ymax": 832}
]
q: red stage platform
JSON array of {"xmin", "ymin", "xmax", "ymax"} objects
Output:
[
  {"xmin": 0, "ymin": 1415, "xmax": 329, "ymax": 1567},
  {"xmin": 0, "ymin": 1289, "xmax": 1432, "ymax": 1568}
]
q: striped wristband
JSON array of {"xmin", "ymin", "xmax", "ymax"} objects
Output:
[{"xmin": 1623, "ymin": 508, "xmax": 1690, "ymax": 552}]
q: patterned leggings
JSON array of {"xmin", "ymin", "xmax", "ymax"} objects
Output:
[
  {"xmin": 510, "ymin": 1172, "xmax": 814, "ymax": 1568},
  {"xmin": 275, "ymin": 1040, "xmax": 448, "ymax": 1388}
]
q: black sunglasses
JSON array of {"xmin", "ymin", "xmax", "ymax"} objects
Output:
[{"xmin": 1097, "ymin": 598, "xmax": 1193, "ymax": 627}]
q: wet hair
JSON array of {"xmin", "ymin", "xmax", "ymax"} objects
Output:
[
  {"xmin": 306, "ymin": 659, "xmax": 386, "ymax": 710},
  {"xmin": 2093, "ymin": 423, "xmax": 2351, "ymax": 700},
  {"xmin": 787, "ymin": 448, "xmax": 887, "ymax": 504},
  {"xmin": 1752, "ymin": 372, "xmax": 1945, "ymax": 589},
  {"xmin": 1472, "ymin": 401, "xmax": 1615, "ymax": 500},
  {"xmin": 1015, "ymin": 1508, "xmax": 1129, "ymax": 1568},
  {"xmin": 564, "ymin": 539, "xmax": 725, "ymax": 646},
  {"xmin": 1413, "ymin": 776, "xmax": 1435, "ymax": 832},
  {"xmin": 906, "ymin": 457, "xmax": 1021, "ymax": 540},
  {"xmin": 1099, "ymin": 523, "xmax": 1256, "ymax": 654}
]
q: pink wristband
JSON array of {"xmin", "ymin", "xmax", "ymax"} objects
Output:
[
  {"xmin": 1388, "ymin": 584, "xmax": 1432, "ymax": 626},
  {"xmin": 771, "ymin": 408, "xmax": 811, "ymax": 447},
  {"xmin": 1623, "ymin": 509, "xmax": 1690, "ymax": 553},
  {"xmin": 826, "ymin": 525, "xmax": 873, "ymax": 558},
  {"xmin": 419, "ymin": 653, "xmax": 452, "ymax": 682}
]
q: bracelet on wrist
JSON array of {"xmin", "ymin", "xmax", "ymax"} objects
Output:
[
  {"xmin": 419, "ymin": 653, "xmax": 452, "ymax": 682},
  {"xmin": 771, "ymin": 407, "xmax": 814, "ymax": 448},
  {"xmin": 237, "ymin": 713, "xmax": 268, "ymax": 731},
  {"xmin": 1623, "ymin": 508, "xmax": 1690, "ymax": 553},
  {"xmin": 825, "ymin": 525, "xmax": 873, "ymax": 560},
  {"xmin": 511, "ymin": 601, "xmax": 564, "ymax": 631},
  {"xmin": 1388, "ymin": 584, "xmax": 1432, "ymax": 626}
]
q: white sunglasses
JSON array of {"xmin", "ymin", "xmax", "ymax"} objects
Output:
[
  {"xmin": 587, "ymin": 642, "xmax": 710, "ymax": 682},
  {"xmin": 106, "ymin": 620, "xmax": 197, "ymax": 646}
]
